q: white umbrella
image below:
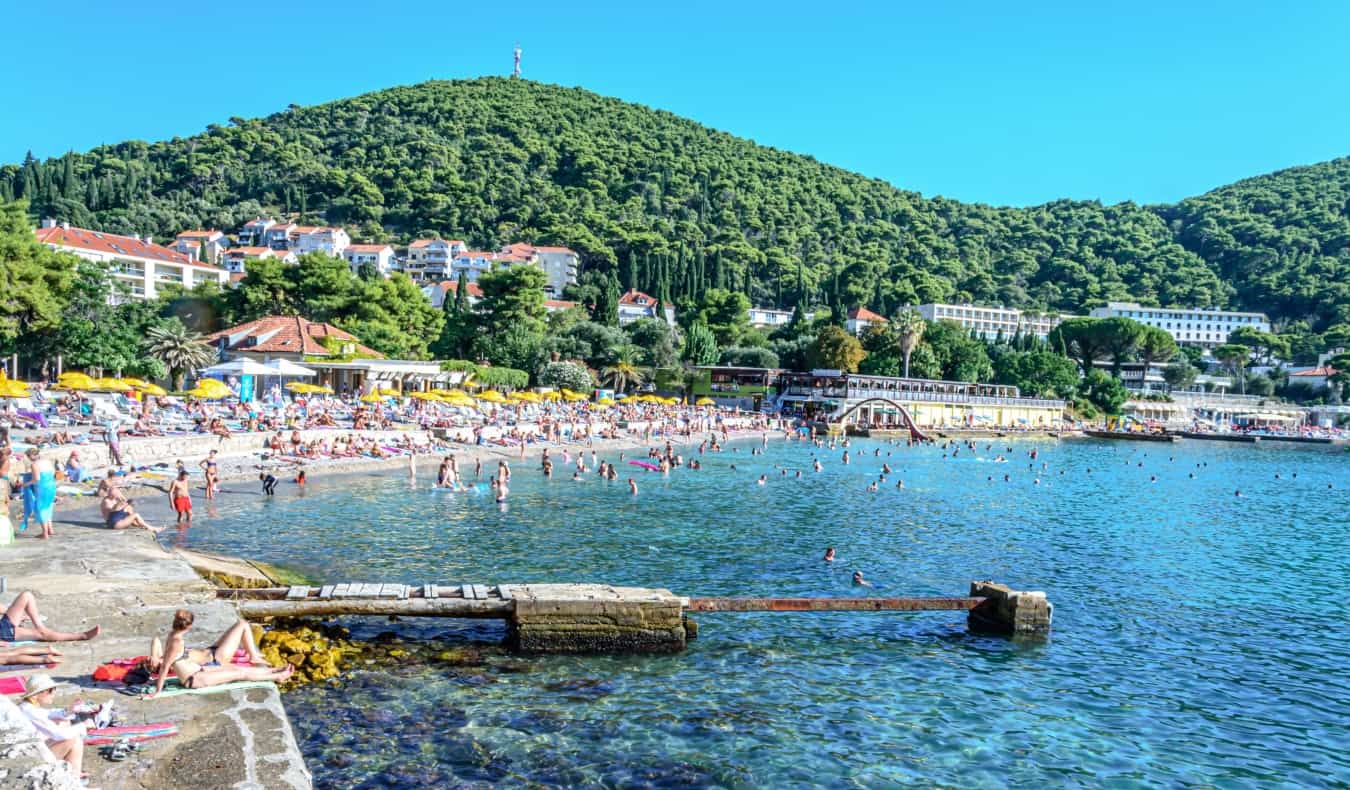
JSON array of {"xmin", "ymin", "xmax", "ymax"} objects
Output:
[
  {"xmin": 263, "ymin": 359, "xmax": 317, "ymax": 377},
  {"xmin": 202, "ymin": 358, "xmax": 276, "ymax": 377}
]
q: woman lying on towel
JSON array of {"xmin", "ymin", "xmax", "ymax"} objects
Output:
[{"xmin": 143, "ymin": 610, "xmax": 292, "ymax": 698}]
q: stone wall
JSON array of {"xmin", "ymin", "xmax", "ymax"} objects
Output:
[{"xmin": 508, "ymin": 584, "xmax": 687, "ymax": 654}]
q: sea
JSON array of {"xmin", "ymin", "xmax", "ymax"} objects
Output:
[{"xmin": 164, "ymin": 435, "xmax": 1350, "ymax": 788}]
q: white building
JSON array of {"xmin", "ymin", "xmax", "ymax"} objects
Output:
[
  {"xmin": 500, "ymin": 243, "xmax": 579, "ymax": 297},
  {"xmin": 422, "ymin": 279, "xmax": 483, "ymax": 309},
  {"xmin": 264, "ymin": 222, "xmax": 298, "ymax": 250},
  {"xmin": 293, "ymin": 227, "xmax": 350, "ymax": 257},
  {"xmin": 916, "ymin": 303, "xmax": 1068, "ymax": 341},
  {"xmin": 748, "ymin": 307, "xmax": 811, "ymax": 328},
  {"xmin": 618, "ymin": 289, "xmax": 675, "ymax": 326},
  {"xmin": 238, "ymin": 217, "xmax": 276, "ymax": 246},
  {"xmin": 36, "ymin": 220, "xmax": 229, "ymax": 302},
  {"xmin": 171, "ymin": 230, "xmax": 228, "ymax": 265},
  {"xmin": 343, "ymin": 244, "xmax": 396, "ymax": 276},
  {"xmin": 1089, "ymin": 302, "xmax": 1271, "ymax": 348},
  {"xmin": 846, "ymin": 307, "xmax": 886, "ymax": 336},
  {"xmin": 221, "ymin": 247, "xmax": 297, "ymax": 275},
  {"xmin": 405, "ymin": 239, "xmax": 466, "ymax": 282}
]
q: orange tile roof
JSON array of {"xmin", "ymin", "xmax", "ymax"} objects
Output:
[
  {"xmin": 619, "ymin": 289, "xmax": 656, "ymax": 307},
  {"xmin": 532, "ymin": 245, "xmax": 576, "ymax": 254},
  {"xmin": 203, "ymin": 315, "xmax": 382, "ymax": 358},
  {"xmin": 433, "ymin": 280, "xmax": 484, "ymax": 298},
  {"xmin": 175, "ymin": 229, "xmax": 223, "ymax": 240},
  {"xmin": 848, "ymin": 307, "xmax": 886, "ymax": 322},
  {"xmin": 227, "ymin": 246, "xmax": 273, "ymax": 256},
  {"xmin": 35, "ymin": 225, "xmax": 222, "ymax": 271},
  {"xmin": 544, "ymin": 299, "xmax": 579, "ymax": 309},
  {"xmin": 1291, "ymin": 366, "xmax": 1337, "ymax": 377},
  {"xmin": 345, "ymin": 244, "xmax": 392, "ymax": 253}
]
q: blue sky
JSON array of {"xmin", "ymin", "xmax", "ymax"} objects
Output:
[{"xmin": 4, "ymin": 1, "xmax": 1347, "ymax": 206}]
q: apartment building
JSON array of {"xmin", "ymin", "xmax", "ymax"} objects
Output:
[
  {"xmin": 36, "ymin": 220, "xmax": 229, "ymax": 302},
  {"xmin": 916, "ymin": 303, "xmax": 1068, "ymax": 341},
  {"xmin": 1089, "ymin": 302, "xmax": 1271, "ymax": 347}
]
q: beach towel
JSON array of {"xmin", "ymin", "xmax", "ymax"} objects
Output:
[
  {"xmin": 0, "ymin": 676, "xmax": 27, "ymax": 695},
  {"xmin": 137, "ymin": 680, "xmax": 276, "ymax": 698},
  {"xmin": 86, "ymin": 722, "xmax": 179, "ymax": 745},
  {"xmin": 0, "ymin": 662, "xmax": 56, "ymax": 673}
]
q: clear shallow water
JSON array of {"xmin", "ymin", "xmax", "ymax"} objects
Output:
[{"xmin": 167, "ymin": 437, "xmax": 1350, "ymax": 788}]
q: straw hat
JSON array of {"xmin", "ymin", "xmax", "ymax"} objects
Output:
[{"xmin": 20, "ymin": 674, "xmax": 67, "ymax": 700}]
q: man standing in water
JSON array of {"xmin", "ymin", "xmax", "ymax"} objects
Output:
[{"xmin": 168, "ymin": 471, "xmax": 192, "ymax": 525}]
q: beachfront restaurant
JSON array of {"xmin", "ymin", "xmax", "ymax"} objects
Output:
[
  {"xmin": 776, "ymin": 371, "xmax": 1066, "ymax": 429},
  {"xmin": 689, "ymin": 366, "xmax": 782, "ymax": 411}
]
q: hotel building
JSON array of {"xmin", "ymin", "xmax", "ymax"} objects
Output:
[
  {"xmin": 1088, "ymin": 302, "xmax": 1271, "ymax": 347},
  {"xmin": 36, "ymin": 220, "xmax": 229, "ymax": 302}
]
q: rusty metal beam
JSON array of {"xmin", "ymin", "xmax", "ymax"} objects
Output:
[{"xmin": 685, "ymin": 597, "xmax": 984, "ymax": 613}]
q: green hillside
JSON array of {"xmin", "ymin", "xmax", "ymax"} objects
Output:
[{"xmin": 1, "ymin": 77, "xmax": 1346, "ymax": 328}]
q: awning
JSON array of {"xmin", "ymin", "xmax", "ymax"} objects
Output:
[
  {"xmin": 263, "ymin": 359, "xmax": 317, "ymax": 377},
  {"xmin": 203, "ymin": 359, "xmax": 275, "ymax": 376}
]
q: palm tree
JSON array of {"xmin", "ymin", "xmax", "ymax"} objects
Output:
[
  {"xmin": 145, "ymin": 322, "xmax": 217, "ymax": 390},
  {"xmin": 602, "ymin": 345, "xmax": 646, "ymax": 394},
  {"xmin": 893, "ymin": 309, "xmax": 926, "ymax": 378}
]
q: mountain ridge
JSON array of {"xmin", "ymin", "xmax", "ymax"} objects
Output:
[{"xmin": 2, "ymin": 76, "xmax": 1346, "ymax": 330}]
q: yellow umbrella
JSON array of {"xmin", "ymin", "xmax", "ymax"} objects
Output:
[
  {"xmin": 285, "ymin": 381, "xmax": 313, "ymax": 393},
  {"xmin": 375, "ymin": 385, "xmax": 400, "ymax": 396},
  {"xmin": 477, "ymin": 390, "xmax": 507, "ymax": 403},
  {"xmin": 311, "ymin": 385, "xmax": 334, "ymax": 395},
  {"xmin": 57, "ymin": 372, "xmax": 97, "ymax": 390},
  {"xmin": 410, "ymin": 391, "xmax": 440, "ymax": 401},
  {"xmin": 0, "ymin": 380, "xmax": 32, "ymax": 398},
  {"xmin": 137, "ymin": 383, "xmax": 168, "ymax": 397},
  {"xmin": 445, "ymin": 389, "xmax": 470, "ymax": 398},
  {"xmin": 696, "ymin": 397, "xmax": 716, "ymax": 406},
  {"xmin": 120, "ymin": 377, "xmax": 152, "ymax": 389},
  {"xmin": 360, "ymin": 393, "xmax": 384, "ymax": 403},
  {"xmin": 92, "ymin": 377, "xmax": 131, "ymax": 391}
]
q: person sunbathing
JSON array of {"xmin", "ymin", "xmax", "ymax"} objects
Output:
[
  {"xmin": 0, "ymin": 591, "xmax": 100, "ymax": 643},
  {"xmin": 144, "ymin": 610, "xmax": 292, "ymax": 698},
  {"xmin": 1, "ymin": 644, "xmax": 63, "ymax": 666}
]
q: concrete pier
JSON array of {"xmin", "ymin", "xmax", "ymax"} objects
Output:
[
  {"xmin": 967, "ymin": 581, "xmax": 1054, "ymax": 637},
  {"xmin": 223, "ymin": 580, "xmax": 1052, "ymax": 653}
]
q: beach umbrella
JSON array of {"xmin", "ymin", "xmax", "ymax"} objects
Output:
[
  {"xmin": 360, "ymin": 393, "xmax": 384, "ymax": 403},
  {"xmin": 91, "ymin": 377, "xmax": 131, "ymax": 391},
  {"xmin": 0, "ymin": 380, "xmax": 32, "ymax": 398},
  {"xmin": 120, "ymin": 377, "xmax": 153, "ymax": 389},
  {"xmin": 202, "ymin": 358, "xmax": 276, "ymax": 378},
  {"xmin": 311, "ymin": 385, "xmax": 334, "ymax": 395},
  {"xmin": 446, "ymin": 389, "xmax": 470, "ymax": 398},
  {"xmin": 56, "ymin": 372, "xmax": 97, "ymax": 390},
  {"xmin": 263, "ymin": 359, "xmax": 318, "ymax": 377},
  {"xmin": 374, "ymin": 385, "xmax": 400, "ymax": 396},
  {"xmin": 410, "ymin": 391, "xmax": 440, "ymax": 401},
  {"xmin": 137, "ymin": 383, "xmax": 168, "ymax": 397},
  {"xmin": 285, "ymin": 381, "xmax": 312, "ymax": 393},
  {"xmin": 695, "ymin": 397, "xmax": 716, "ymax": 406},
  {"xmin": 477, "ymin": 390, "xmax": 507, "ymax": 403},
  {"xmin": 186, "ymin": 378, "xmax": 232, "ymax": 399}
]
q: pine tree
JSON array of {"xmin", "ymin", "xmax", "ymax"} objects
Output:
[{"xmin": 453, "ymin": 270, "xmax": 470, "ymax": 315}]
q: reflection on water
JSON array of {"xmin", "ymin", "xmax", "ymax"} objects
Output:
[{"xmin": 173, "ymin": 438, "xmax": 1350, "ymax": 787}]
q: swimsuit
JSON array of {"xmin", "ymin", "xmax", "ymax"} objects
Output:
[
  {"xmin": 173, "ymin": 496, "xmax": 192, "ymax": 513},
  {"xmin": 32, "ymin": 471, "xmax": 56, "ymax": 525},
  {"xmin": 0, "ymin": 614, "xmax": 14, "ymax": 641},
  {"xmin": 106, "ymin": 510, "xmax": 128, "ymax": 529}
]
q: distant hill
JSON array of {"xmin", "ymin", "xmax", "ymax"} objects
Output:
[{"xmin": 2, "ymin": 77, "xmax": 1346, "ymax": 328}]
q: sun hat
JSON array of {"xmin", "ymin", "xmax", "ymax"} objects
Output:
[{"xmin": 20, "ymin": 674, "xmax": 67, "ymax": 700}]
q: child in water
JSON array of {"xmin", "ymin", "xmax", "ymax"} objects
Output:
[{"xmin": 259, "ymin": 472, "xmax": 277, "ymax": 496}]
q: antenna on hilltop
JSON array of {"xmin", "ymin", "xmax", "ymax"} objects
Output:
[{"xmin": 512, "ymin": 43, "xmax": 521, "ymax": 79}]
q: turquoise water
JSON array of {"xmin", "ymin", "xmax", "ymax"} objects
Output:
[{"xmin": 166, "ymin": 437, "xmax": 1350, "ymax": 787}]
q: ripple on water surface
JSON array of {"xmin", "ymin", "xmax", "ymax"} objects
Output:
[{"xmin": 170, "ymin": 437, "xmax": 1350, "ymax": 787}]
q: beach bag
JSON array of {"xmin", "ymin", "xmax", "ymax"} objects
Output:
[{"xmin": 93, "ymin": 663, "xmax": 131, "ymax": 683}]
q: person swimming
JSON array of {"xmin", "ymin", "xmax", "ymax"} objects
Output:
[
  {"xmin": 823, "ymin": 547, "xmax": 835, "ymax": 562},
  {"xmin": 852, "ymin": 571, "xmax": 873, "ymax": 587}
]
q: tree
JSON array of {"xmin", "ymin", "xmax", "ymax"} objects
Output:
[
  {"xmin": 624, "ymin": 318, "xmax": 677, "ymax": 368},
  {"xmin": 0, "ymin": 200, "xmax": 72, "ymax": 351},
  {"xmin": 681, "ymin": 321, "xmax": 719, "ymax": 365},
  {"xmin": 477, "ymin": 265, "xmax": 547, "ymax": 334},
  {"xmin": 1098, "ymin": 316, "xmax": 1146, "ymax": 376},
  {"xmin": 1214, "ymin": 343, "xmax": 1251, "ymax": 395},
  {"xmin": 992, "ymin": 350, "xmax": 1080, "ymax": 399},
  {"xmin": 698, "ymin": 288, "xmax": 751, "ymax": 346},
  {"xmin": 857, "ymin": 323, "xmax": 901, "ymax": 377},
  {"xmin": 921, "ymin": 320, "xmax": 993, "ymax": 382},
  {"xmin": 601, "ymin": 345, "xmax": 645, "ymax": 393},
  {"xmin": 145, "ymin": 320, "xmax": 217, "ymax": 389},
  {"xmin": 1136, "ymin": 325, "xmax": 1178, "ymax": 392},
  {"xmin": 27, "ymin": 261, "xmax": 144, "ymax": 373},
  {"xmin": 538, "ymin": 361, "xmax": 594, "ymax": 393},
  {"xmin": 1048, "ymin": 317, "xmax": 1108, "ymax": 373},
  {"xmin": 893, "ymin": 309, "xmax": 925, "ymax": 378},
  {"xmin": 1162, "ymin": 361, "xmax": 1198, "ymax": 392},
  {"xmin": 808, "ymin": 325, "xmax": 865, "ymax": 373},
  {"xmin": 719, "ymin": 346, "xmax": 780, "ymax": 368},
  {"xmin": 1079, "ymin": 369, "xmax": 1128, "ymax": 416}
]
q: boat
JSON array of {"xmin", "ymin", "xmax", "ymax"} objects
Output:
[{"xmin": 1083, "ymin": 430, "xmax": 1177, "ymax": 443}]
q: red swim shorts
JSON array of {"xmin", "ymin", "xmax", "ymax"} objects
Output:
[{"xmin": 173, "ymin": 497, "xmax": 192, "ymax": 513}]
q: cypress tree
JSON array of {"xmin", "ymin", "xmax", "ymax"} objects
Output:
[{"xmin": 453, "ymin": 270, "xmax": 470, "ymax": 315}]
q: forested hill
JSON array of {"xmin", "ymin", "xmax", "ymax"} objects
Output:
[{"xmin": 1, "ymin": 76, "xmax": 1346, "ymax": 328}]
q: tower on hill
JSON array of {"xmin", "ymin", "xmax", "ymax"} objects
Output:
[{"xmin": 513, "ymin": 43, "xmax": 521, "ymax": 78}]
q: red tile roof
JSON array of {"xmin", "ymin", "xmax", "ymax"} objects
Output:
[
  {"xmin": 409, "ymin": 239, "xmax": 439, "ymax": 248},
  {"xmin": 544, "ymin": 299, "xmax": 579, "ymax": 309},
  {"xmin": 532, "ymin": 245, "xmax": 577, "ymax": 255},
  {"xmin": 501, "ymin": 242, "xmax": 577, "ymax": 257},
  {"xmin": 227, "ymin": 246, "xmax": 274, "ymax": 256},
  {"xmin": 203, "ymin": 315, "xmax": 382, "ymax": 358},
  {"xmin": 1291, "ymin": 366, "xmax": 1338, "ymax": 377},
  {"xmin": 35, "ymin": 225, "xmax": 223, "ymax": 271},
  {"xmin": 848, "ymin": 307, "xmax": 886, "ymax": 322},
  {"xmin": 175, "ymin": 229, "xmax": 224, "ymax": 240},
  {"xmin": 619, "ymin": 289, "xmax": 656, "ymax": 307},
  {"xmin": 345, "ymin": 244, "xmax": 392, "ymax": 253},
  {"xmin": 243, "ymin": 218, "xmax": 275, "ymax": 227},
  {"xmin": 432, "ymin": 280, "xmax": 484, "ymax": 298}
]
